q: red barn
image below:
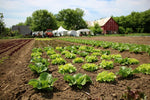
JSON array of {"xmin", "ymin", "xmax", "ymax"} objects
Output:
[{"xmin": 87, "ymin": 17, "xmax": 119, "ymax": 34}]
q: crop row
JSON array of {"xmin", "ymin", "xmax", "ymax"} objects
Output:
[
  {"xmin": 58, "ymin": 38, "xmax": 150, "ymax": 55},
  {"xmin": 28, "ymin": 45, "xmax": 150, "ymax": 92}
]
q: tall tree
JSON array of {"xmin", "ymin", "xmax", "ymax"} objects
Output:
[
  {"xmin": 31, "ymin": 9, "xmax": 57, "ymax": 31},
  {"xmin": 25, "ymin": 16, "xmax": 32, "ymax": 26},
  {"xmin": 56, "ymin": 8, "xmax": 87, "ymax": 30},
  {"xmin": 0, "ymin": 13, "xmax": 5, "ymax": 35}
]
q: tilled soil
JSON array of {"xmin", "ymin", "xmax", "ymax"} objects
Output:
[
  {"xmin": 79, "ymin": 36, "xmax": 150, "ymax": 45},
  {"xmin": 0, "ymin": 38, "xmax": 150, "ymax": 100}
]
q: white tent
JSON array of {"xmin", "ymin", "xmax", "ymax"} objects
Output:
[
  {"xmin": 77, "ymin": 29, "xmax": 94, "ymax": 36},
  {"xmin": 67, "ymin": 30, "xmax": 77, "ymax": 36},
  {"xmin": 52, "ymin": 30, "xmax": 60, "ymax": 36},
  {"xmin": 57, "ymin": 26, "xmax": 68, "ymax": 36}
]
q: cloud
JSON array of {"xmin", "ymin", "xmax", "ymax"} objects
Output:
[{"xmin": 0, "ymin": 0, "xmax": 149, "ymax": 27}]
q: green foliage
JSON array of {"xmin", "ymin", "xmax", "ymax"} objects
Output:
[
  {"xmin": 72, "ymin": 57, "xmax": 84, "ymax": 63},
  {"xmin": 28, "ymin": 72, "xmax": 57, "ymax": 90},
  {"xmin": 101, "ymin": 50, "xmax": 111, "ymax": 55},
  {"xmin": 85, "ymin": 56, "xmax": 98, "ymax": 63},
  {"xmin": 65, "ymin": 52, "xmax": 76, "ymax": 59},
  {"xmin": 100, "ymin": 60, "xmax": 114, "ymax": 69},
  {"xmin": 91, "ymin": 52, "xmax": 101, "ymax": 56},
  {"xmin": 51, "ymin": 58, "xmax": 66, "ymax": 65},
  {"xmin": 44, "ymin": 46, "xmax": 54, "ymax": 52},
  {"xmin": 96, "ymin": 71, "xmax": 116, "ymax": 82},
  {"xmin": 129, "ymin": 46, "xmax": 142, "ymax": 53},
  {"xmin": 50, "ymin": 54, "xmax": 61, "ymax": 59},
  {"xmin": 134, "ymin": 64, "xmax": 150, "ymax": 74},
  {"xmin": 116, "ymin": 66, "xmax": 134, "ymax": 78},
  {"xmin": 46, "ymin": 50, "xmax": 56, "ymax": 55},
  {"xmin": 82, "ymin": 63, "xmax": 99, "ymax": 71},
  {"xmin": 115, "ymin": 57, "xmax": 139, "ymax": 65},
  {"xmin": 79, "ymin": 51, "xmax": 89, "ymax": 57},
  {"xmin": 31, "ymin": 9, "xmax": 57, "ymax": 31},
  {"xmin": 61, "ymin": 50, "xmax": 70, "ymax": 55},
  {"xmin": 28, "ymin": 62, "xmax": 49, "ymax": 74},
  {"xmin": 55, "ymin": 47, "xmax": 64, "ymax": 52},
  {"xmin": 119, "ymin": 26, "xmax": 125, "ymax": 34},
  {"xmin": 64, "ymin": 73, "xmax": 92, "ymax": 89},
  {"xmin": 89, "ymin": 23, "xmax": 102, "ymax": 35},
  {"xmin": 101, "ymin": 54, "xmax": 122, "ymax": 60},
  {"xmin": 58, "ymin": 63, "xmax": 77, "ymax": 74},
  {"xmin": 56, "ymin": 8, "xmax": 87, "ymax": 30}
]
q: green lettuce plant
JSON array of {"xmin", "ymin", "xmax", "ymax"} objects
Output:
[
  {"xmin": 82, "ymin": 63, "xmax": 99, "ymax": 71},
  {"xmin": 116, "ymin": 66, "xmax": 134, "ymax": 78},
  {"xmin": 51, "ymin": 58, "xmax": 66, "ymax": 65},
  {"xmin": 100, "ymin": 60, "xmax": 114, "ymax": 69},
  {"xmin": 96, "ymin": 71, "xmax": 116, "ymax": 82},
  {"xmin": 28, "ymin": 72, "xmax": 57, "ymax": 90},
  {"xmin": 85, "ymin": 56, "xmax": 98, "ymax": 63},
  {"xmin": 72, "ymin": 57, "xmax": 84, "ymax": 63},
  {"xmin": 134, "ymin": 64, "xmax": 150, "ymax": 74},
  {"xmin": 64, "ymin": 73, "xmax": 92, "ymax": 89},
  {"xmin": 58, "ymin": 63, "xmax": 77, "ymax": 74},
  {"xmin": 50, "ymin": 54, "xmax": 61, "ymax": 59},
  {"xmin": 65, "ymin": 52, "xmax": 76, "ymax": 59}
]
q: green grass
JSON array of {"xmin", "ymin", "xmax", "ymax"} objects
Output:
[{"xmin": 99, "ymin": 33, "xmax": 150, "ymax": 37}]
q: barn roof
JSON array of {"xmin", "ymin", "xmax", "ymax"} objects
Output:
[
  {"xmin": 86, "ymin": 17, "xmax": 111, "ymax": 27},
  {"xmin": 94, "ymin": 17, "xmax": 111, "ymax": 26}
]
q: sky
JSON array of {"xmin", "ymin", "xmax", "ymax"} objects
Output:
[{"xmin": 0, "ymin": 0, "xmax": 150, "ymax": 28}]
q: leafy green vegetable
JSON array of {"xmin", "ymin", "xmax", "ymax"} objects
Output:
[
  {"xmin": 46, "ymin": 50, "xmax": 56, "ymax": 55},
  {"xmin": 32, "ymin": 48, "xmax": 42, "ymax": 53},
  {"xmin": 116, "ymin": 66, "xmax": 134, "ymax": 78},
  {"xmin": 101, "ymin": 54, "xmax": 122, "ymax": 60},
  {"xmin": 72, "ymin": 57, "xmax": 84, "ymax": 63},
  {"xmin": 91, "ymin": 52, "xmax": 101, "ymax": 56},
  {"xmin": 58, "ymin": 63, "xmax": 77, "ymax": 74},
  {"xmin": 101, "ymin": 50, "xmax": 110, "ymax": 55},
  {"xmin": 134, "ymin": 64, "xmax": 150, "ymax": 74},
  {"xmin": 65, "ymin": 52, "xmax": 76, "ymax": 59},
  {"xmin": 50, "ymin": 54, "xmax": 61, "ymax": 59},
  {"xmin": 96, "ymin": 71, "xmax": 116, "ymax": 82},
  {"xmin": 28, "ymin": 72, "xmax": 57, "ymax": 90},
  {"xmin": 115, "ymin": 57, "xmax": 139, "ymax": 65},
  {"xmin": 82, "ymin": 63, "xmax": 99, "ymax": 71},
  {"xmin": 61, "ymin": 50, "xmax": 70, "ymax": 55},
  {"xmin": 44, "ymin": 46, "xmax": 54, "ymax": 52},
  {"xmin": 55, "ymin": 46, "xmax": 64, "ymax": 52},
  {"xmin": 51, "ymin": 58, "xmax": 66, "ymax": 65},
  {"xmin": 100, "ymin": 60, "xmax": 114, "ymax": 69},
  {"xmin": 79, "ymin": 51, "xmax": 89, "ymax": 57},
  {"xmin": 85, "ymin": 56, "xmax": 98, "ymax": 63},
  {"xmin": 28, "ymin": 63, "xmax": 48, "ymax": 73},
  {"xmin": 64, "ymin": 73, "xmax": 92, "ymax": 89},
  {"xmin": 101, "ymin": 55, "xmax": 111, "ymax": 60}
]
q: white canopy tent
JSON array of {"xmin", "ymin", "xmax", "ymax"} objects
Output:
[
  {"xmin": 67, "ymin": 30, "xmax": 78, "ymax": 36},
  {"xmin": 77, "ymin": 29, "xmax": 94, "ymax": 36},
  {"xmin": 57, "ymin": 26, "xmax": 68, "ymax": 36}
]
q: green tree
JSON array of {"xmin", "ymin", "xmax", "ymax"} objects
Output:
[
  {"xmin": 31, "ymin": 9, "xmax": 57, "ymax": 31},
  {"xmin": 25, "ymin": 16, "xmax": 32, "ymax": 26},
  {"xmin": 56, "ymin": 8, "xmax": 87, "ymax": 30},
  {"xmin": 89, "ymin": 23, "xmax": 102, "ymax": 35},
  {"xmin": 119, "ymin": 26, "xmax": 125, "ymax": 34},
  {"xmin": 16, "ymin": 22, "xmax": 25, "ymax": 26},
  {"xmin": 0, "ymin": 13, "xmax": 5, "ymax": 35}
]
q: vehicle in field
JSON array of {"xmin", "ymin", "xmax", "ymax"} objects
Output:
[{"xmin": 44, "ymin": 29, "xmax": 53, "ymax": 37}]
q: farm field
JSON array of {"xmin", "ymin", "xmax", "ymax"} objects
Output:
[{"xmin": 0, "ymin": 36, "xmax": 150, "ymax": 100}]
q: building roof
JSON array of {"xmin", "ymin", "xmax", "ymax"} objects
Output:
[{"xmin": 86, "ymin": 17, "xmax": 111, "ymax": 27}]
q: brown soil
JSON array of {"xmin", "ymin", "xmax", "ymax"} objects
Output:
[
  {"xmin": 0, "ymin": 38, "xmax": 150, "ymax": 100},
  {"xmin": 79, "ymin": 36, "xmax": 150, "ymax": 45}
]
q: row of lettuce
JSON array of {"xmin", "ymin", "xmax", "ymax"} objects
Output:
[
  {"xmin": 28, "ymin": 45, "xmax": 150, "ymax": 90},
  {"xmin": 58, "ymin": 38, "xmax": 150, "ymax": 56}
]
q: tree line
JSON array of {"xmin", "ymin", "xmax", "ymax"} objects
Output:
[{"xmin": 113, "ymin": 9, "xmax": 150, "ymax": 33}]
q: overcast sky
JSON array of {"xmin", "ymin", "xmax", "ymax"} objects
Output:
[{"xmin": 0, "ymin": 0, "xmax": 150, "ymax": 27}]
